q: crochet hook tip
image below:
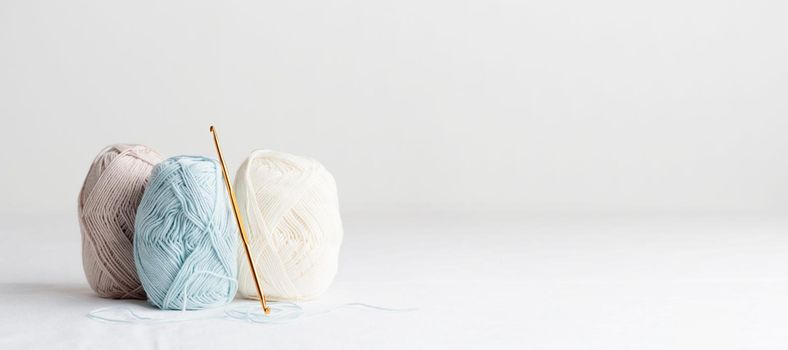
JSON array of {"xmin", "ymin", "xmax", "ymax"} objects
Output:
[{"xmin": 209, "ymin": 125, "xmax": 215, "ymax": 132}]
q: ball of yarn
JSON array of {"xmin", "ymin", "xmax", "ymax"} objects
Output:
[
  {"xmin": 79, "ymin": 144, "xmax": 163, "ymax": 299},
  {"xmin": 134, "ymin": 156, "xmax": 239, "ymax": 310},
  {"xmin": 235, "ymin": 150, "xmax": 343, "ymax": 301}
]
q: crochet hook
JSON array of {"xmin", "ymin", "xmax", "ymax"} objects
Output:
[{"xmin": 210, "ymin": 125, "xmax": 271, "ymax": 315}]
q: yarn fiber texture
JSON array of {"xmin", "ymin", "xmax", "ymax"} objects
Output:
[
  {"xmin": 235, "ymin": 150, "xmax": 343, "ymax": 301},
  {"xmin": 79, "ymin": 144, "xmax": 163, "ymax": 299},
  {"xmin": 134, "ymin": 156, "xmax": 239, "ymax": 310}
]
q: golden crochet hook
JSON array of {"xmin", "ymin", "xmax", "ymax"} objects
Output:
[{"xmin": 210, "ymin": 125, "xmax": 271, "ymax": 315}]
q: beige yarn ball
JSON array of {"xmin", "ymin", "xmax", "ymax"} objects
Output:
[
  {"xmin": 235, "ymin": 150, "xmax": 343, "ymax": 301},
  {"xmin": 78, "ymin": 144, "xmax": 163, "ymax": 299}
]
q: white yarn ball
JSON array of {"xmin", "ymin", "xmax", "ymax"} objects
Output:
[{"xmin": 235, "ymin": 150, "xmax": 343, "ymax": 301}]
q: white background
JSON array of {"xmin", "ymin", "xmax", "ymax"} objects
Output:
[
  {"xmin": 2, "ymin": 0, "xmax": 787, "ymax": 216},
  {"xmin": 1, "ymin": 1, "xmax": 788, "ymax": 349}
]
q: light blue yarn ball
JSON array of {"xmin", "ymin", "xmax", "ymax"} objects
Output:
[{"xmin": 134, "ymin": 156, "xmax": 239, "ymax": 310}]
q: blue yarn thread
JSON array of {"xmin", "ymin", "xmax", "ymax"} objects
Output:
[
  {"xmin": 134, "ymin": 156, "xmax": 239, "ymax": 310},
  {"xmin": 87, "ymin": 301, "xmax": 416, "ymax": 324}
]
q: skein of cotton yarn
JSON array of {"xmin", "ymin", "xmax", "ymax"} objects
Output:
[
  {"xmin": 79, "ymin": 144, "xmax": 163, "ymax": 299},
  {"xmin": 134, "ymin": 156, "xmax": 239, "ymax": 310},
  {"xmin": 235, "ymin": 150, "xmax": 343, "ymax": 301}
]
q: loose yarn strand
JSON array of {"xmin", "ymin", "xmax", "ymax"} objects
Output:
[{"xmin": 87, "ymin": 302, "xmax": 415, "ymax": 325}]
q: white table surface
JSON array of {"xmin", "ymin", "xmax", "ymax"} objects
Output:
[{"xmin": 1, "ymin": 212, "xmax": 787, "ymax": 349}]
